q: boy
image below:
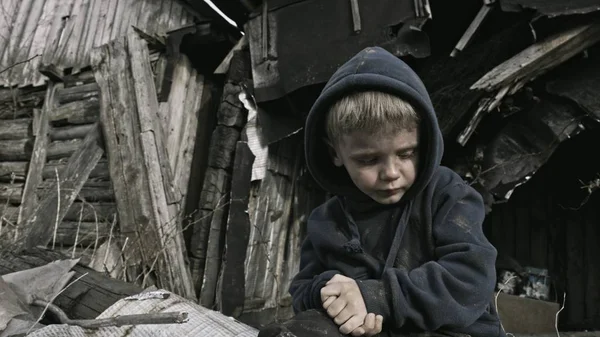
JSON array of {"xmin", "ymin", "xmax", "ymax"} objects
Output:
[{"xmin": 260, "ymin": 47, "xmax": 504, "ymax": 337}]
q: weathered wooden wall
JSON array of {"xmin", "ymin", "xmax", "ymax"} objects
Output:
[
  {"xmin": 484, "ymin": 129, "xmax": 600, "ymax": 330},
  {"xmin": 0, "ymin": 0, "xmax": 196, "ymax": 87}
]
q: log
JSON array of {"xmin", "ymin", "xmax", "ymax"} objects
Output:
[
  {"xmin": 38, "ymin": 180, "xmax": 115, "ymax": 202},
  {"xmin": 44, "ymin": 159, "xmax": 109, "ymax": 180},
  {"xmin": 53, "ymin": 221, "xmax": 111, "ymax": 246},
  {"xmin": 49, "ymin": 98, "xmax": 100, "ymax": 123},
  {"xmin": 46, "ymin": 138, "xmax": 86, "ymax": 159},
  {"xmin": 0, "ymin": 118, "xmax": 31, "ymax": 140},
  {"xmin": 0, "ymin": 162, "xmax": 27, "ymax": 182},
  {"xmin": 0, "ymin": 139, "xmax": 32, "ymax": 161},
  {"xmin": 218, "ymin": 141, "xmax": 254, "ymax": 317},
  {"xmin": 0, "ymin": 247, "xmax": 142, "ymax": 320},
  {"xmin": 0, "ymin": 183, "xmax": 23, "ymax": 204},
  {"xmin": 63, "ymin": 202, "xmax": 117, "ymax": 222},
  {"xmin": 50, "ymin": 123, "xmax": 96, "ymax": 141},
  {"xmin": 56, "ymin": 83, "xmax": 99, "ymax": 104},
  {"xmin": 18, "ymin": 85, "xmax": 52, "ymax": 225},
  {"xmin": 91, "ymin": 33, "xmax": 194, "ymax": 299},
  {"xmin": 19, "ymin": 124, "xmax": 104, "ymax": 249},
  {"xmin": 189, "ymin": 167, "xmax": 230, "ymax": 296},
  {"xmin": 0, "ymin": 87, "xmax": 45, "ymax": 119}
]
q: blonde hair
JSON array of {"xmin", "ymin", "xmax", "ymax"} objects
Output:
[{"xmin": 326, "ymin": 91, "xmax": 420, "ymax": 144}]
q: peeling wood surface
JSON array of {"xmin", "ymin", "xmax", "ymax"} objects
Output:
[
  {"xmin": 243, "ymin": 135, "xmax": 326, "ymax": 315},
  {"xmin": 19, "ymin": 124, "xmax": 103, "ymax": 249},
  {"xmin": 0, "ymin": 0, "xmax": 196, "ymax": 87},
  {"xmin": 190, "ymin": 53, "xmax": 249, "ymax": 308},
  {"xmin": 17, "ymin": 83, "xmax": 54, "ymax": 225},
  {"xmin": 91, "ymin": 33, "xmax": 194, "ymax": 299},
  {"xmin": 471, "ymin": 22, "xmax": 600, "ymax": 92}
]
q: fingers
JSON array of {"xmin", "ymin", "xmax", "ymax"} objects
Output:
[
  {"xmin": 363, "ymin": 313, "xmax": 375, "ymax": 331},
  {"xmin": 322, "ymin": 295, "xmax": 336, "ymax": 309},
  {"xmin": 364, "ymin": 315, "xmax": 383, "ymax": 337},
  {"xmin": 350, "ymin": 313, "xmax": 374, "ymax": 337},
  {"xmin": 326, "ymin": 297, "xmax": 347, "ymax": 318},
  {"xmin": 321, "ymin": 282, "xmax": 343, "ymax": 301},
  {"xmin": 333, "ymin": 308, "xmax": 353, "ymax": 326},
  {"xmin": 339, "ymin": 315, "xmax": 365, "ymax": 335}
]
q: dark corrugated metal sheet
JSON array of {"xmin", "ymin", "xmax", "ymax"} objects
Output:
[{"xmin": 0, "ymin": 0, "xmax": 195, "ymax": 87}]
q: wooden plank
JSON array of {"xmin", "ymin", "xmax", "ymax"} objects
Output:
[
  {"xmin": 22, "ymin": 0, "xmax": 56, "ymax": 86},
  {"xmin": 218, "ymin": 141, "xmax": 254, "ymax": 316},
  {"xmin": 472, "ymin": 23, "xmax": 600, "ymax": 92},
  {"xmin": 0, "ymin": 118, "xmax": 31, "ymax": 140},
  {"xmin": 127, "ymin": 32, "xmax": 193, "ymax": 297},
  {"xmin": 91, "ymin": 35, "xmax": 194, "ymax": 299},
  {"xmin": 17, "ymin": 83, "xmax": 53, "ymax": 226},
  {"xmin": 172, "ymin": 66, "xmax": 202, "ymax": 204},
  {"xmin": 18, "ymin": 124, "xmax": 103, "ymax": 249},
  {"xmin": 127, "ymin": 32, "xmax": 178, "ymax": 205}
]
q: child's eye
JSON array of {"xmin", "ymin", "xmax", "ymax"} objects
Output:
[
  {"xmin": 356, "ymin": 157, "xmax": 377, "ymax": 165},
  {"xmin": 398, "ymin": 150, "xmax": 416, "ymax": 159}
]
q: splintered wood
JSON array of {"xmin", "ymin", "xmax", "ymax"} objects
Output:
[
  {"xmin": 459, "ymin": 22, "xmax": 600, "ymax": 146},
  {"xmin": 90, "ymin": 33, "xmax": 194, "ymax": 299}
]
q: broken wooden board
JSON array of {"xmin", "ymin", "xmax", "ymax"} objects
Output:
[
  {"xmin": 17, "ymin": 83, "xmax": 54, "ymax": 226},
  {"xmin": 18, "ymin": 123, "xmax": 103, "ymax": 249},
  {"xmin": 218, "ymin": 141, "xmax": 254, "ymax": 317},
  {"xmin": 91, "ymin": 32, "xmax": 194, "ymax": 299},
  {"xmin": 471, "ymin": 22, "xmax": 600, "ymax": 92},
  {"xmin": 460, "ymin": 21, "xmax": 600, "ymax": 145}
]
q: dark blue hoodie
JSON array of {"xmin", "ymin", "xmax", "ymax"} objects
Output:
[{"xmin": 289, "ymin": 47, "xmax": 505, "ymax": 337}]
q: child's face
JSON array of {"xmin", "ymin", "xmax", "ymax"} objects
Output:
[{"xmin": 331, "ymin": 128, "xmax": 418, "ymax": 204}]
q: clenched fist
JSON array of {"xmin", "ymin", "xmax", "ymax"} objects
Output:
[{"xmin": 321, "ymin": 274, "xmax": 383, "ymax": 336}]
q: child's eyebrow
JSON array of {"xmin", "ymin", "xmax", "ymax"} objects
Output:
[{"xmin": 349, "ymin": 143, "xmax": 418, "ymax": 156}]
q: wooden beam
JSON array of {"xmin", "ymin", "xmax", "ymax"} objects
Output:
[
  {"xmin": 91, "ymin": 33, "xmax": 194, "ymax": 299},
  {"xmin": 17, "ymin": 83, "xmax": 54, "ymax": 226},
  {"xmin": 471, "ymin": 22, "xmax": 600, "ymax": 92},
  {"xmin": 218, "ymin": 141, "xmax": 254, "ymax": 317},
  {"xmin": 18, "ymin": 124, "xmax": 104, "ymax": 249}
]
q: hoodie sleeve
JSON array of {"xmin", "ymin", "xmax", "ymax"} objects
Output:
[
  {"xmin": 356, "ymin": 182, "xmax": 497, "ymax": 330},
  {"xmin": 289, "ymin": 237, "xmax": 341, "ymax": 313}
]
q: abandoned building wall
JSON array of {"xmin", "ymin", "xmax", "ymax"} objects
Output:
[
  {"xmin": 484, "ymin": 130, "xmax": 600, "ymax": 330},
  {"xmin": 0, "ymin": 0, "xmax": 196, "ymax": 87}
]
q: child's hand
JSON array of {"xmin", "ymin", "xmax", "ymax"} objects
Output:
[
  {"xmin": 320, "ymin": 274, "xmax": 368, "ymax": 335},
  {"xmin": 350, "ymin": 313, "xmax": 383, "ymax": 336}
]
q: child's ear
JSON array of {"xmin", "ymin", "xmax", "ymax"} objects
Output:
[{"xmin": 324, "ymin": 137, "xmax": 343, "ymax": 167}]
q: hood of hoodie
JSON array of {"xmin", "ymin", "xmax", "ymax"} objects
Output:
[{"xmin": 305, "ymin": 46, "xmax": 444, "ymax": 203}]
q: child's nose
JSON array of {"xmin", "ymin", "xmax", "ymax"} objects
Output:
[{"xmin": 380, "ymin": 162, "xmax": 401, "ymax": 181}]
